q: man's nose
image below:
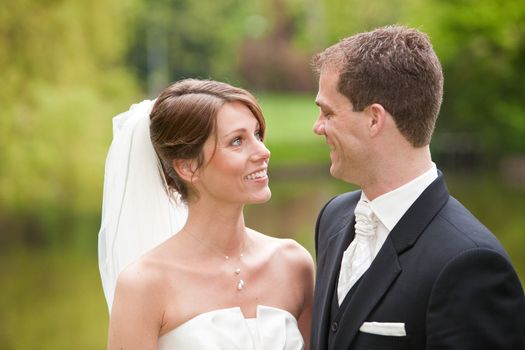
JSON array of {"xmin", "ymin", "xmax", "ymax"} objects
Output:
[{"xmin": 313, "ymin": 117, "xmax": 325, "ymax": 135}]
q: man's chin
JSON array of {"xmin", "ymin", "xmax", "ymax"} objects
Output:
[
  {"xmin": 330, "ymin": 163, "xmax": 354, "ymax": 183},
  {"xmin": 329, "ymin": 163, "xmax": 342, "ymax": 179}
]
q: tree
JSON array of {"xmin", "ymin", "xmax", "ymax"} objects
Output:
[
  {"xmin": 429, "ymin": 0, "xmax": 525, "ymax": 154},
  {"xmin": 127, "ymin": 0, "xmax": 250, "ymax": 95},
  {"xmin": 0, "ymin": 0, "xmax": 141, "ymax": 245}
]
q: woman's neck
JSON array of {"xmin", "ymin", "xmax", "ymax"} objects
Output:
[{"xmin": 183, "ymin": 199, "xmax": 246, "ymax": 254}]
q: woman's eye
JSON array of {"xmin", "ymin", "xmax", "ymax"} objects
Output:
[
  {"xmin": 231, "ymin": 137, "xmax": 242, "ymax": 146},
  {"xmin": 255, "ymin": 130, "xmax": 262, "ymax": 141}
]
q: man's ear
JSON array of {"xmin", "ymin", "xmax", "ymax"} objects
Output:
[
  {"xmin": 367, "ymin": 103, "xmax": 387, "ymax": 137},
  {"xmin": 172, "ymin": 159, "xmax": 199, "ymax": 183}
]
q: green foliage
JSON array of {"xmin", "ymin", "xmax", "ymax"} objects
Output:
[
  {"xmin": 126, "ymin": 0, "xmax": 322, "ymax": 92},
  {"xmin": 0, "ymin": 0, "xmax": 142, "ymax": 244},
  {"xmin": 431, "ymin": 0, "xmax": 525, "ymax": 153},
  {"xmin": 319, "ymin": 0, "xmax": 417, "ymax": 42},
  {"xmin": 127, "ymin": 0, "xmax": 252, "ymax": 94}
]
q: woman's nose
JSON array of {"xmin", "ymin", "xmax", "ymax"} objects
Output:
[{"xmin": 251, "ymin": 140, "xmax": 270, "ymax": 162}]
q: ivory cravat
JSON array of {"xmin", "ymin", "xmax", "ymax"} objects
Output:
[{"xmin": 337, "ymin": 199, "xmax": 378, "ymax": 305}]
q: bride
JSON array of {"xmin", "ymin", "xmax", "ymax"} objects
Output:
[{"xmin": 98, "ymin": 79, "xmax": 314, "ymax": 349}]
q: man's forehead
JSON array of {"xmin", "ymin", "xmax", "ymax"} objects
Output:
[
  {"xmin": 319, "ymin": 68, "xmax": 341, "ymax": 86},
  {"xmin": 317, "ymin": 71, "xmax": 340, "ymax": 98}
]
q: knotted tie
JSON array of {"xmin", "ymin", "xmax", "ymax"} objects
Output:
[{"xmin": 337, "ymin": 199, "xmax": 378, "ymax": 305}]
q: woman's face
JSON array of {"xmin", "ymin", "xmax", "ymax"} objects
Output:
[{"xmin": 196, "ymin": 101, "xmax": 271, "ymax": 205}]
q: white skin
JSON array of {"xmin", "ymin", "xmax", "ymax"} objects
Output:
[
  {"xmin": 313, "ymin": 68, "xmax": 433, "ymax": 200},
  {"xmin": 108, "ymin": 101, "xmax": 314, "ymax": 350}
]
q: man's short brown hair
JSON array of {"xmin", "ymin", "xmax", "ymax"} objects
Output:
[{"xmin": 313, "ymin": 25, "xmax": 443, "ymax": 147}]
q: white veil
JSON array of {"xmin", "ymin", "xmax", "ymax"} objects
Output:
[{"xmin": 98, "ymin": 99, "xmax": 188, "ymax": 311}]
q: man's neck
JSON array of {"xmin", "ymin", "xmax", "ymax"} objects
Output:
[{"xmin": 362, "ymin": 147, "xmax": 433, "ymax": 200}]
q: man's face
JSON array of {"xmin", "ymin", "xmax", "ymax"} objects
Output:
[{"xmin": 313, "ymin": 70, "xmax": 371, "ymax": 185}]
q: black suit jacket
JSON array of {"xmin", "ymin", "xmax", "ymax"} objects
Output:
[{"xmin": 311, "ymin": 173, "xmax": 525, "ymax": 349}]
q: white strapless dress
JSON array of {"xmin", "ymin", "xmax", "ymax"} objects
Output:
[{"xmin": 157, "ymin": 305, "xmax": 304, "ymax": 350}]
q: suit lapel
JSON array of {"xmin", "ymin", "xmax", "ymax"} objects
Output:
[
  {"xmin": 316, "ymin": 216, "xmax": 355, "ymax": 348},
  {"xmin": 332, "ymin": 238, "xmax": 401, "ymax": 349},
  {"xmin": 389, "ymin": 173, "xmax": 449, "ymax": 254},
  {"xmin": 331, "ymin": 173, "xmax": 450, "ymax": 349}
]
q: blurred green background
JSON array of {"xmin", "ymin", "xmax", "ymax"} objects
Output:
[{"xmin": 1, "ymin": 0, "xmax": 524, "ymax": 348}]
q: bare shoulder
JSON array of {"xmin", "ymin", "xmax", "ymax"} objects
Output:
[
  {"xmin": 277, "ymin": 238, "xmax": 314, "ymax": 271},
  {"xmin": 113, "ymin": 254, "xmax": 167, "ymax": 311},
  {"xmin": 249, "ymin": 228, "xmax": 314, "ymax": 275},
  {"xmin": 109, "ymin": 253, "xmax": 169, "ymax": 348}
]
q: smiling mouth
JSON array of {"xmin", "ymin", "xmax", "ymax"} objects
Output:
[{"xmin": 244, "ymin": 169, "xmax": 267, "ymax": 180}]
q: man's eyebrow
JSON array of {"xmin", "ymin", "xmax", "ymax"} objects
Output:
[
  {"xmin": 315, "ymin": 100, "xmax": 324, "ymax": 108},
  {"xmin": 315, "ymin": 100, "xmax": 331, "ymax": 111}
]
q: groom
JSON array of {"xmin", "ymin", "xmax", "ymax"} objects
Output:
[{"xmin": 310, "ymin": 25, "xmax": 525, "ymax": 349}]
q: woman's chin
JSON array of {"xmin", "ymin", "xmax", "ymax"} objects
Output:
[{"xmin": 248, "ymin": 189, "xmax": 272, "ymax": 204}]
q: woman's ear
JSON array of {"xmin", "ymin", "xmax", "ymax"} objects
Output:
[
  {"xmin": 172, "ymin": 159, "xmax": 199, "ymax": 183},
  {"xmin": 367, "ymin": 103, "xmax": 387, "ymax": 137}
]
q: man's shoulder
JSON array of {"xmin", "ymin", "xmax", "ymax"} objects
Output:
[
  {"xmin": 323, "ymin": 190, "xmax": 361, "ymax": 214},
  {"xmin": 434, "ymin": 195, "xmax": 507, "ymax": 254},
  {"xmin": 316, "ymin": 190, "xmax": 361, "ymax": 236}
]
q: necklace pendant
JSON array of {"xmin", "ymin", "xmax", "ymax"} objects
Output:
[
  {"xmin": 235, "ymin": 268, "xmax": 241, "ymax": 275},
  {"xmin": 237, "ymin": 279, "xmax": 245, "ymax": 291}
]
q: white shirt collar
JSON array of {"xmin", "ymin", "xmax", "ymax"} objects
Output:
[{"xmin": 361, "ymin": 163, "xmax": 438, "ymax": 231}]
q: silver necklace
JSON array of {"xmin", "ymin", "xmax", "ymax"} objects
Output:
[{"xmin": 183, "ymin": 228, "xmax": 247, "ymax": 291}]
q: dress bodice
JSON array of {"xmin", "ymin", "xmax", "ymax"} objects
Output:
[{"xmin": 157, "ymin": 305, "xmax": 304, "ymax": 350}]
